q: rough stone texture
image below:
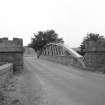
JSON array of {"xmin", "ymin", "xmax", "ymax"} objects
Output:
[
  {"xmin": 0, "ymin": 63, "xmax": 13, "ymax": 87},
  {"xmin": 84, "ymin": 41, "xmax": 105, "ymax": 73},
  {"xmin": 0, "ymin": 38, "xmax": 24, "ymax": 72}
]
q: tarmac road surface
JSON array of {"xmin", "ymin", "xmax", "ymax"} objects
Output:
[{"xmin": 24, "ymin": 56, "xmax": 105, "ymax": 105}]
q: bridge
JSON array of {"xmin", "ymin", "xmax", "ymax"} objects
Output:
[
  {"xmin": 37, "ymin": 42, "xmax": 105, "ymax": 73},
  {"xmin": 24, "ymin": 48, "xmax": 105, "ymax": 105},
  {"xmin": 0, "ymin": 38, "xmax": 104, "ymax": 105},
  {"xmin": 39, "ymin": 43, "xmax": 85, "ymax": 68},
  {"xmin": 24, "ymin": 43, "xmax": 105, "ymax": 105}
]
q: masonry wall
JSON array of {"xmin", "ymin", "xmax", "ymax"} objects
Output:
[
  {"xmin": 0, "ymin": 38, "xmax": 24, "ymax": 72},
  {"xmin": 0, "ymin": 63, "xmax": 13, "ymax": 87},
  {"xmin": 84, "ymin": 41, "xmax": 105, "ymax": 73}
]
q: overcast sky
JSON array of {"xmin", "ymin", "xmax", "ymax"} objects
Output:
[{"xmin": 0, "ymin": 0, "xmax": 105, "ymax": 47}]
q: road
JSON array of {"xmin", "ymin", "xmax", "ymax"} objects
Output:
[{"xmin": 24, "ymin": 55, "xmax": 105, "ymax": 105}]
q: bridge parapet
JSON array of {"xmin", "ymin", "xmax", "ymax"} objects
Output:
[
  {"xmin": 84, "ymin": 40, "xmax": 105, "ymax": 73},
  {"xmin": 0, "ymin": 38, "xmax": 23, "ymax": 52},
  {"xmin": 0, "ymin": 38, "xmax": 24, "ymax": 72}
]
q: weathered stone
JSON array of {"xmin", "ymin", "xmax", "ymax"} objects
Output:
[
  {"xmin": 84, "ymin": 40, "xmax": 105, "ymax": 73},
  {"xmin": 0, "ymin": 38, "xmax": 24, "ymax": 72},
  {"xmin": 0, "ymin": 63, "xmax": 13, "ymax": 87}
]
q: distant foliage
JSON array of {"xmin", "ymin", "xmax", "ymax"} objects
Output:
[
  {"xmin": 28, "ymin": 29, "xmax": 64, "ymax": 52},
  {"xmin": 80, "ymin": 33, "xmax": 105, "ymax": 55}
]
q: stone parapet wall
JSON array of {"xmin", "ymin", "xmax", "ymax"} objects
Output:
[
  {"xmin": 84, "ymin": 53, "xmax": 105, "ymax": 73},
  {"xmin": 0, "ymin": 63, "xmax": 13, "ymax": 87},
  {"xmin": 0, "ymin": 38, "xmax": 24, "ymax": 72},
  {"xmin": 0, "ymin": 38, "xmax": 23, "ymax": 52},
  {"xmin": 84, "ymin": 40, "xmax": 105, "ymax": 73}
]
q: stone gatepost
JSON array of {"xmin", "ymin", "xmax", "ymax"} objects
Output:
[
  {"xmin": 84, "ymin": 40, "xmax": 105, "ymax": 73},
  {"xmin": 0, "ymin": 38, "xmax": 24, "ymax": 72}
]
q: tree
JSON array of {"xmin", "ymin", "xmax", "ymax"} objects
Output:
[
  {"xmin": 80, "ymin": 33, "xmax": 105, "ymax": 55},
  {"xmin": 28, "ymin": 29, "xmax": 64, "ymax": 53}
]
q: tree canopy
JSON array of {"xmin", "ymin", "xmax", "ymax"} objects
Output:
[
  {"xmin": 28, "ymin": 29, "xmax": 64, "ymax": 52},
  {"xmin": 80, "ymin": 33, "xmax": 105, "ymax": 55}
]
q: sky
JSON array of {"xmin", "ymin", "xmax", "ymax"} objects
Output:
[{"xmin": 0, "ymin": 0, "xmax": 105, "ymax": 47}]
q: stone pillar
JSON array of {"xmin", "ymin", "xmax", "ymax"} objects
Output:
[
  {"xmin": 84, "ymin": 40, "xmax": 105, "ymax": 73},
  {"xmin": 0, "ymin": 38, "xmax": 24, "ymax": 72}
]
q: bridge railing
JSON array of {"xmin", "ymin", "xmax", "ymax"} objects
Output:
[{"xmin": 39, "ymin": 43, "xmax": 85, "ymax": 68}]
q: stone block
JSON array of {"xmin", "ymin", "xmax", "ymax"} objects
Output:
[{"xmin": 0, "ymin": 38, "xmax": 24, "ymax": 72}]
